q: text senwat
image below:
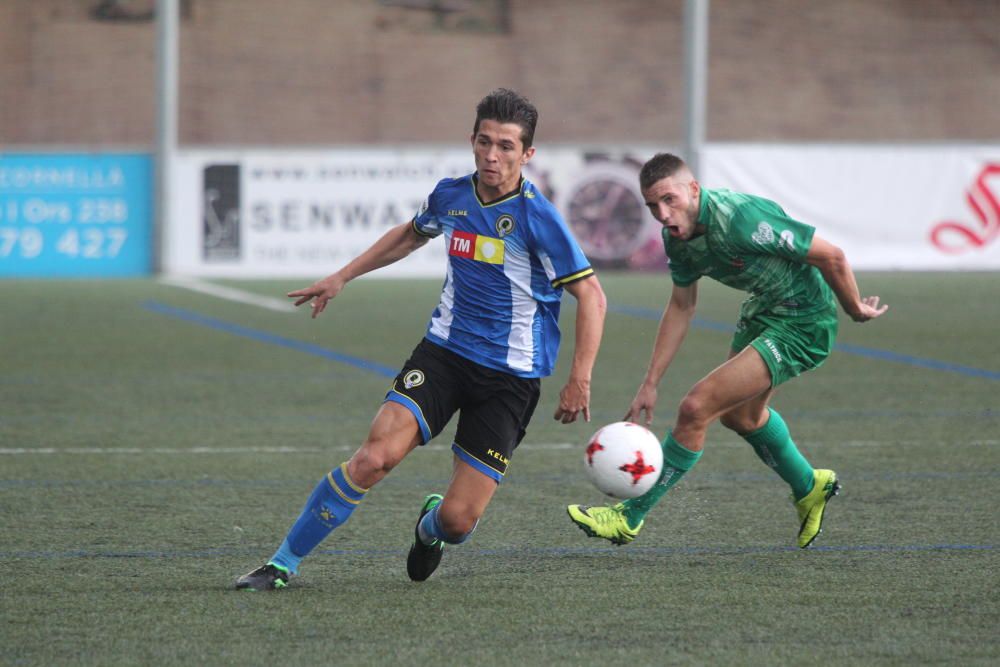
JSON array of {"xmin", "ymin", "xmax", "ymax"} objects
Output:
[{"xmin": 248, "ymin": 199, "xmax": 423, "ymax": 232}]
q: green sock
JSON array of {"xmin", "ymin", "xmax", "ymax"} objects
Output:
[
  {"xmin": 743, "ymin": 408, "xmax": 815, "ymax": 500},
  {"xmin": 621, "ymin": 432, "xmax": 702, "ymax": 529}
]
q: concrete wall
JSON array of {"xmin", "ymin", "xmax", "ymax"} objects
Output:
[{"xmin": 1, "ymin": 0, "xmax": 997, "ymax": 146}]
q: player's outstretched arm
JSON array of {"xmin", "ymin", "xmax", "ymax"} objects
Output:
[
  {"xmin": 554, "ymin": 275, "xmax": 607, "ymax": 424},
  {"xmin": 288, "ymin": 222, "xmax": 429, "ymax": 319},
  {"xmin": 625, "ymin": 283, "xmax": 697, "ymax": 426},
  {"xmin": 805, "ymin": 235, "xmax": 889, "ymax": 322}
]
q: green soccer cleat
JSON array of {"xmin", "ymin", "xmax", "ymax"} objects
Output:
[
  {"xmin": 235, "ymin": 562, "xmax": 291, "ymax": 591},
  {"xmin": 566, "ymin": 503, "xmax": 643, "ymax": 545},
  {"xmin": 406, "ymin": 493, "xmax": 445, "ymax": 582},
  {"xmin": 794, "ymin": 469, "xmax": 841, "ymax": 548}
]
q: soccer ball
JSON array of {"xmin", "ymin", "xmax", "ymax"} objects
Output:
[{"xmin": 583, "ymin": 421, "xmax": 663, "ymax": 498}]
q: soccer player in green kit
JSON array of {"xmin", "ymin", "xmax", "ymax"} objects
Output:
[{"xmin": 568, "ymin": 153, "xmax": 888, "ymax": 548}]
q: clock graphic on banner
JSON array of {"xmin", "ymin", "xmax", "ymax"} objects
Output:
[{"xmin": 550, "ymin": 157, "xmax": 666, "ymax": 271}]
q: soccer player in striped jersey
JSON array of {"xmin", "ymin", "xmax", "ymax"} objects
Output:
[
  {"xmin": 236, "ymin": 89, "xmax": 606, "ymax": 590},
  {"xmin": 567, "ymin": 152, "xmax": 887, "ymax": 549}
]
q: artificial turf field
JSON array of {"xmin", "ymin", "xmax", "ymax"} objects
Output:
[{"xmin": 1, "ymin": 272, "xmax": 997, "ymax": 666}]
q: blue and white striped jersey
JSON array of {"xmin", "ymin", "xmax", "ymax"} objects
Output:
[{"xmin": 412, "ymin": 173, "xmax": 594, "ymax": 378}]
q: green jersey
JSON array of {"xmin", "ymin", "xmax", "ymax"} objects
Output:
[{"xmin": 664, "ymin": 187, "xmax": 835, "ymax": 319}]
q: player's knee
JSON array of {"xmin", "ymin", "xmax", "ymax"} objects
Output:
[
  {"xmin": 351, "ymin": 442, "xmax": 402, "ymax": 480},
  {"xmin": 676, "ymin": 392, "xmax": 713, "ymax": 428}
]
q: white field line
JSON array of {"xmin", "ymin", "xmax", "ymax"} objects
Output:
[
  {"xmin": 0, "ymin": 444, "xmax": 576, "ymax": 455},
  {"xmin": 159, "ymin": 276, "xmax": 297, "ymax": 313},
  {"xmin": 1, "ymin": 441, "xmax": 996, "ymax": 455}
]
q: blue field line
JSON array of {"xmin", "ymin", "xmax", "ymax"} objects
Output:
[
  {"xmin": 608, "ymin": 303, "xmax": 1000, "ymax": 381},
  {"xmin": 143, "ymin": 300, "xmax": 999, "ymax": 382},
  {"xmin": 143, "ymin": 301, "xmax": 398, "ymax": 378},
  {"xmin": 2, "ymin": 543, "xmax": 995, "ymax": 560},
  {"xmin": 833, "ymin": 342, "xmax": 1000, "ymax": 380},
  {"xmin": 3, "ymin": 469, "xmax": 998, "ymax": 490}
]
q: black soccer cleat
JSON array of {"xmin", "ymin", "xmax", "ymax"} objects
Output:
[
  {"xmin": 406, "ymin": 493, "xmax": 445, "ymax": 582},
  {"xmin": 235, "ymin": 563, "xmax": 290, "ymax": 591}
]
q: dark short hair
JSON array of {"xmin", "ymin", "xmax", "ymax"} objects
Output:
[
  {"xmin": 639, "ymin": 153, "xmax": 689, "ymax": 191},
  {"xmin": 473, "ymin": 88, "xmax": 538, "ymax": 149}
]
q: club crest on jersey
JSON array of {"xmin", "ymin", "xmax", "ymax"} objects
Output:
[
  {"xmin": 751, "ymin": 221, "xmax": 774, "ymax": 245},
  {"xmin": 449, "ymin": 230, "xmax": 505, "ymax": 264},
  {"xmin": 495, "ymin": 214, "xmax": 515, "ymax": 238},
  {"xmin": 403, "ymin": 370, "xmax": 425, "ymax": 389}
]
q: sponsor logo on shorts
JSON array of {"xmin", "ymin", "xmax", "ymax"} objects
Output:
[
  {"xmin": 486, "ymin": 448, "xmax": 510, "ymax": 466},
  {"xmin": 762, "ymin": 338, "xmax": 783, "ymax": 363},
  {"xmin": 403, "ymin": 370, "xmax": 425, "ymax": 389}
]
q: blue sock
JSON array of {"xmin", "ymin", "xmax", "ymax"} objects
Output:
[
  {"xmin": 269, "ymin": 463, "xmax": 368, "ymax": 574},
  {"xmin": 417, "ymin": 503, "xmax": 476, "ymax": 545}
]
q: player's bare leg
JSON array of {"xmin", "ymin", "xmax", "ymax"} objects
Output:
[
  {"xmin": 407, "ymin": 457, "xmax": 497, "ymax": 581},
  {"xmin": 237, "ymin": 402, "xmax": 421, "ymax": 590},
  {"xmin": 671, "ymin": 346, "xmax": 773, "ymax": 450},
  {"xmin": 717, "ymin": 351, "xmax": 840, "ymax": 548},
  {"xmin": 569, "ymin": 348, "xmax": 772, "ymax": 544},
  {"xmin": 347, "ymin": 402, "xmax": 423, "ymax": 488}
]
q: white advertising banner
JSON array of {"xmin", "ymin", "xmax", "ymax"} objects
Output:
[
  {"xmin": 166, "ymin": 147, "xmax": 667, "ymax": 277},
  {"xmin": 703, "ymin": 144, "xmax": 1000, "ymax": 270},
  {"xmin": 167, "ymin": 145, "xmax": 1000, "ymax": 277},
  {"xmin": 168, "ymin": 149, "xmax": 475, "ymax": 278}
]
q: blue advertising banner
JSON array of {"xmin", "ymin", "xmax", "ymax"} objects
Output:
[{"xmin": 0, "ymin": 153, "xmax": 152, "ymax": 277}]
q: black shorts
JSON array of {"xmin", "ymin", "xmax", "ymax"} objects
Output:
[{"xmin": 384, "ymin": 338, "xmax": 541, "ymax": 482}]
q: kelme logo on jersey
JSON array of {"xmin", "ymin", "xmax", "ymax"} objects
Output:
[
  {"xmin": 449, "ymin": 230, "xmax": 505, "ymax": 265},
  {"xmin": 403, "ymin": 370, "xmax": 425, "ymax": 389},
  {"xmin": 495, "ymin": 214, "xmax": 515, "ymax": 237},
  {"xmin": 778, "ymin": 230, "xmax": 796, "ymax": 251}
]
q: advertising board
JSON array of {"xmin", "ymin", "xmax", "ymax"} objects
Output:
[
  {"xmin": 704, "ymin": 144, "xmax": 1000, "ymax": 270},
  {"xmin": 166, "ymin": 145, "xmax": 1000, "ymax": 277},
  {"xmin": 0, "ymin": 153, "xmax": 152, "ymax": 277}
]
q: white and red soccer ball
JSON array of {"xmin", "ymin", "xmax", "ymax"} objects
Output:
[{"xmin": 584, "ymin": 421, "xmax": 663, "ymax": 498}]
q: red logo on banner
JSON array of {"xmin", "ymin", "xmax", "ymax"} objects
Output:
[{"xmin": 929, "ymin": 164, "xmax": 1000, "ymax": 254}]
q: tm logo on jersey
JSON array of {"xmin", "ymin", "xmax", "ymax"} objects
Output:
[{"xmin": 449, "ymin": 230, "xmax": 505, "ymax": 264}]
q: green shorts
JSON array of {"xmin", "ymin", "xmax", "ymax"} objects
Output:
[{"xmin": 731, "ymin": 308, "xmax": 839, "ymax": 387}]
